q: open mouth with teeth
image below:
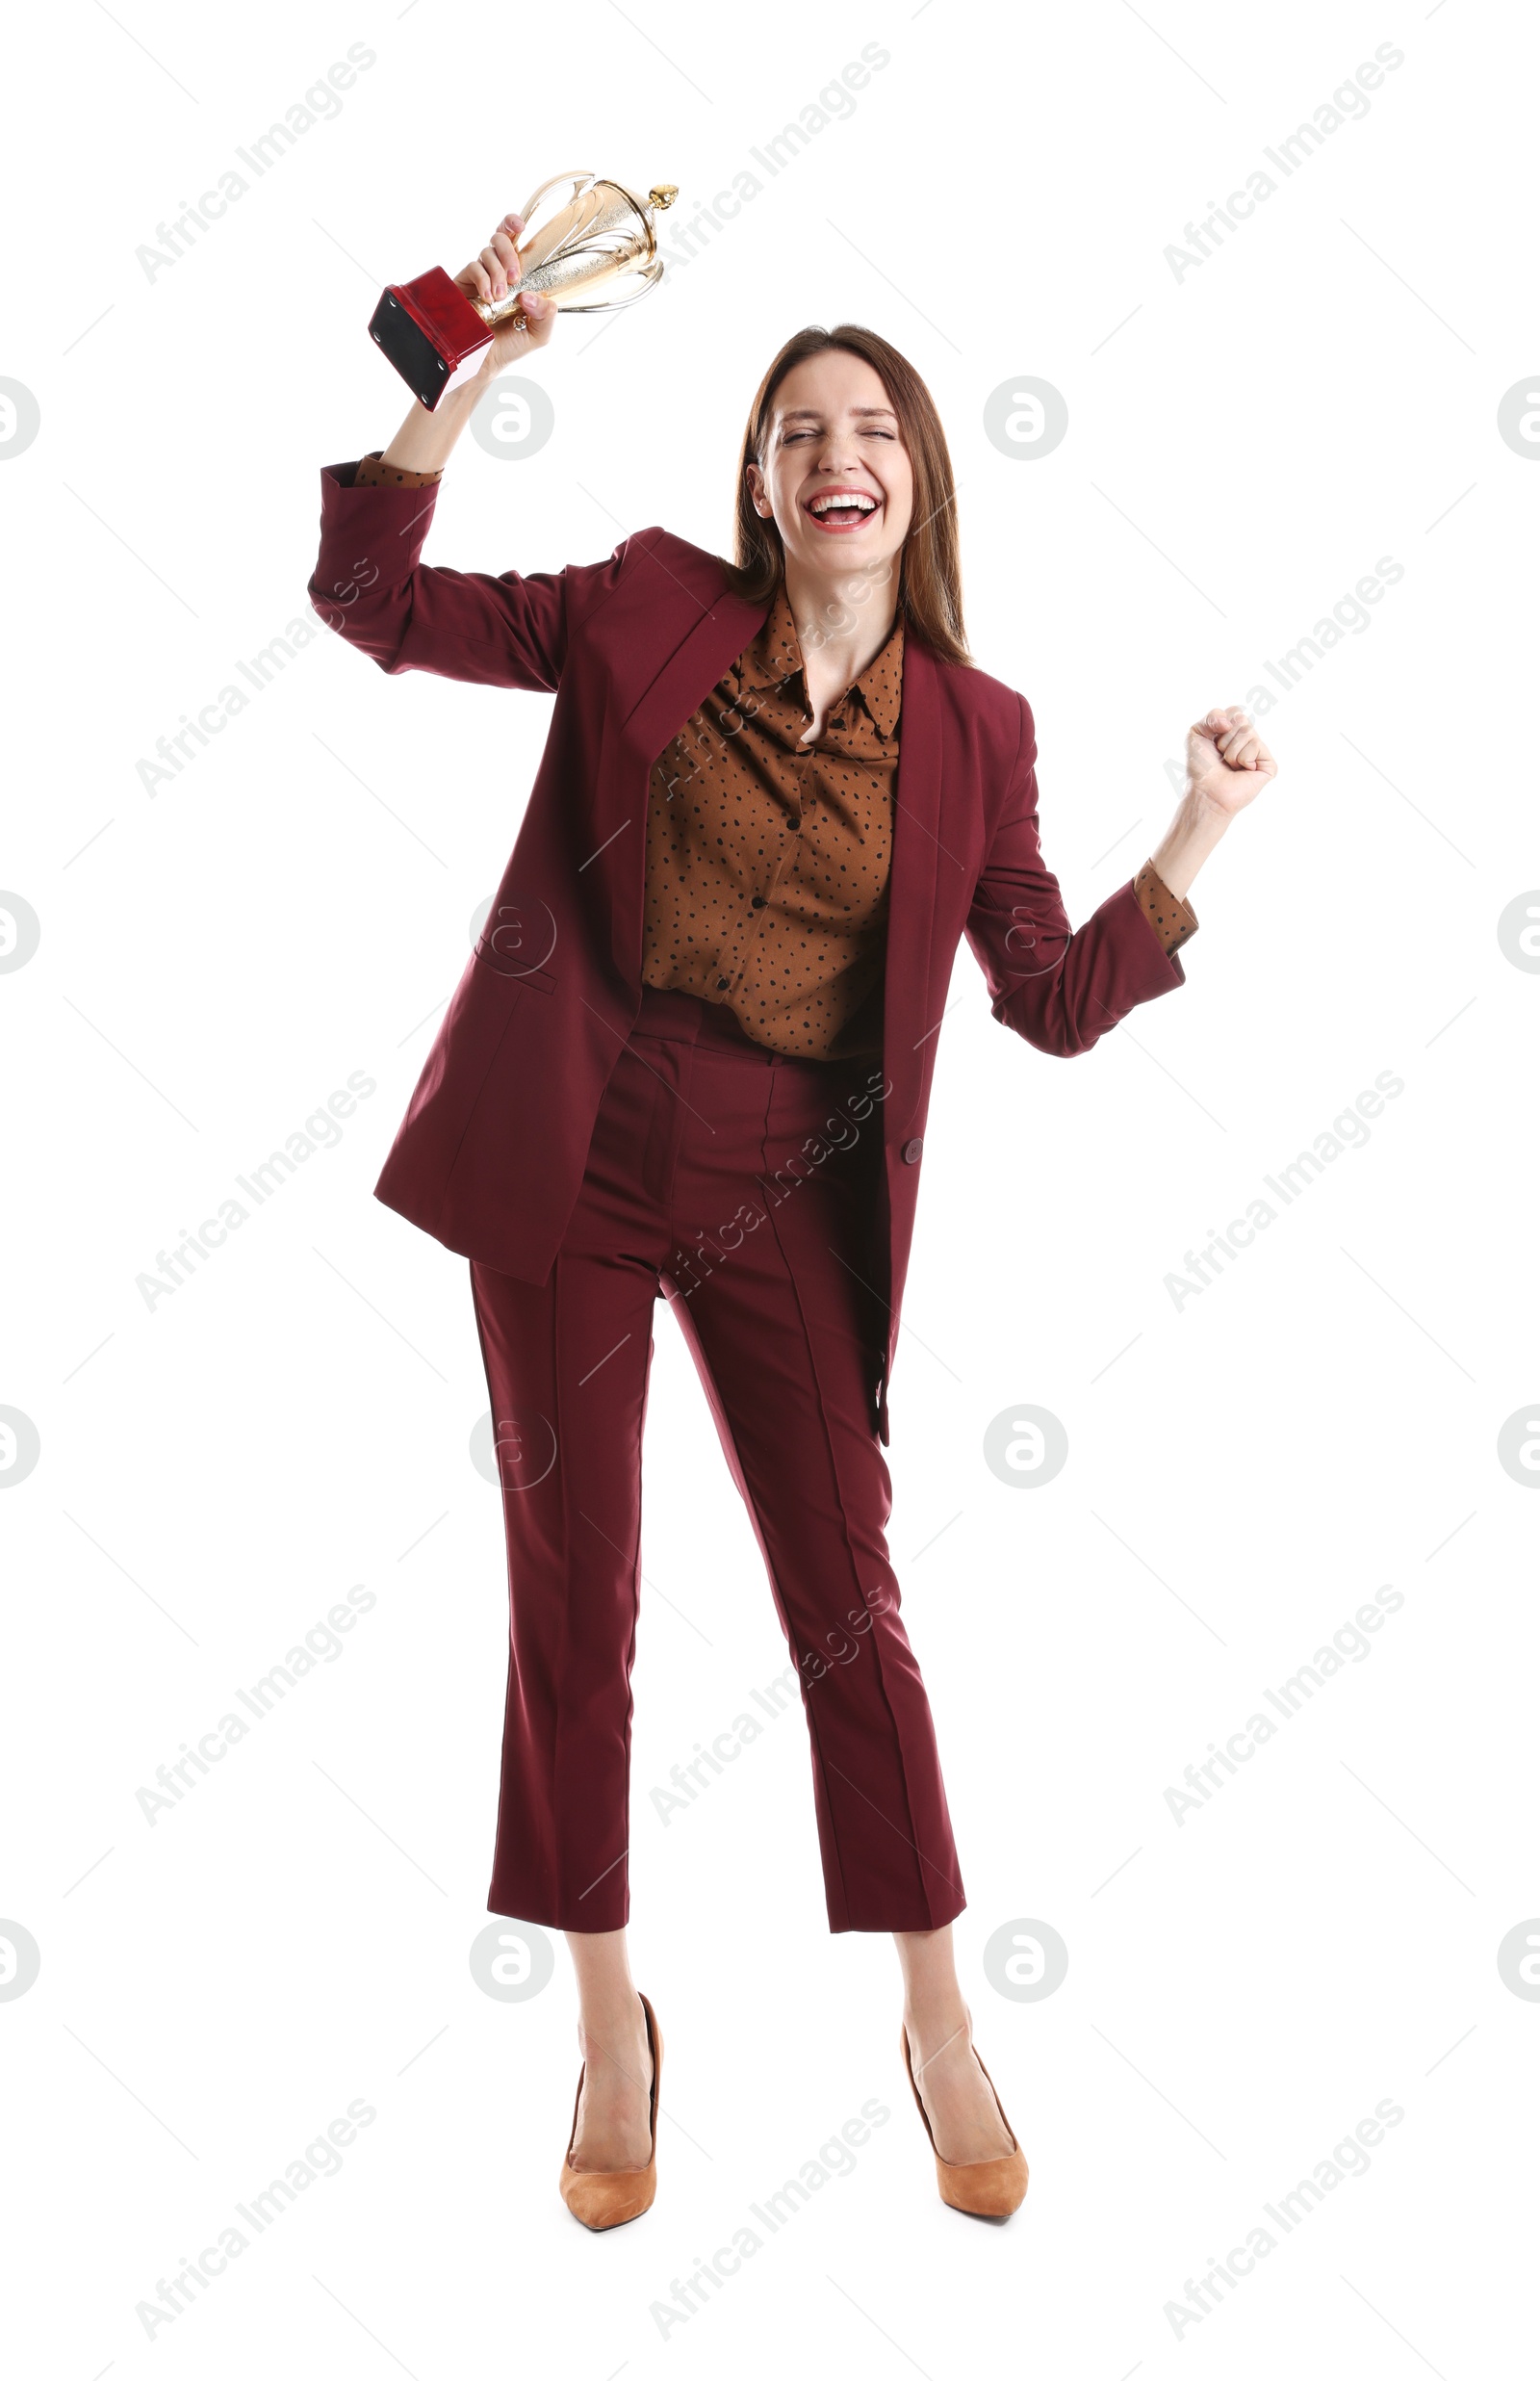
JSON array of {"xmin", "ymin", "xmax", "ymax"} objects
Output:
[{"xmin": 803, "ymin": 489, "xmax": 882, "ymax": 531}]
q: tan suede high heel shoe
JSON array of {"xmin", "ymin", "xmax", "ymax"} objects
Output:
[
  {"xmin": 559, "ymin": 1991, "xmax": 662, "ymax": 2231},
  {"xmin": 901, "ymin": 2018, "xmax": 1029, "ymax": 2218}
]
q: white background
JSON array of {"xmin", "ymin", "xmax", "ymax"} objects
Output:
[{"xmin": 3, "ymin": 0, "xmax": 1536, "ymax": 2373}]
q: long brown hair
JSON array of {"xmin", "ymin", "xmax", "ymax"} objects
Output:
[{"xmin": 723, "ymin": 324, "xmax": 970, "ymax": 669}]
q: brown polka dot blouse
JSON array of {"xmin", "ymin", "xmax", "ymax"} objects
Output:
[
  {"xmin": 637, "ymin": 582, "xmax": 902, "ymax": 1060},
  {"xmin": 353, "ymin": 453, "xmax": 1199, "ymax": 1057}
]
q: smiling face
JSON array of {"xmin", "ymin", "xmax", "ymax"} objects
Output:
[{"xmin": 744, "ymin": 348, "xmax": 914, "ymax": 591}]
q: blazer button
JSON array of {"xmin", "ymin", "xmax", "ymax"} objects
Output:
[{"xmin": 903, "ymin": 1136, "xmax": 923, "ymax": 1164}]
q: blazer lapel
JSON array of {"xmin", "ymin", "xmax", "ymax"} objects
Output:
[
  {"xmin": 602, "ymin": 572, "xmax": 770, "ymax": 983},
  {"xmin": 881, "ymin": 636, "xmax": 944, "ymax": 1137}
]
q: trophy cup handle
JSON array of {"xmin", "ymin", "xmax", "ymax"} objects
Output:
[
  {"xmin": 517, "ymin": 168, "xmax": 597, "ymax": 223},
  {"xmin": 559, "ymin": 256, "xmax": 666, "ymax": 315}
]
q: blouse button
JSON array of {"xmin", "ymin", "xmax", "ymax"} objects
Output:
[
  {"xmin": 716, "ymin": 976, "xmax": 730, "ymax": 991},
  {"xmin": 903, "ymin": 1137, "xmax": 924, "ymax": 1164},
  {"xmin": 751, "ymin": 894, "xmax": 765, "ymax": 909}
]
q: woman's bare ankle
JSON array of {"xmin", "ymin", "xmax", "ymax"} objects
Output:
[
  {"xmin": 577, "ymin": 1996, "xmax": 652, "ymax": 2083},
  {"xmin": 570, "ymin": 1998, "xmax": 654, "ymax": 2171},
  {"xmin": 902, "ymin": 1987, "xmax": 970, "ymax": 2063}
]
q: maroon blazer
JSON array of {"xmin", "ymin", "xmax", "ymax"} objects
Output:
[{"xmin": 307, "ymin": 462, "xmax": 1187, "ymax": 1441}]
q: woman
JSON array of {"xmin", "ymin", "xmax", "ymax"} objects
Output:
[{"xmin": 308, "ymin": 206, "xmax": 1276, "ymax": 2231}]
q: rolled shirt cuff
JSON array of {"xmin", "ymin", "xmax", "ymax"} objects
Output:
[
  {"xmin": 352, "ymin": 449, "xmax": 445, "ymax": 490},
  {"xmin": 1134, "ymin": 856, "xmax": 1198, "ymax": 956}
]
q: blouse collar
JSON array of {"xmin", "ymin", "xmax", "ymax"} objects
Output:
[{"xmin": 737, "ymin": 581, "xmax": 905, "ymax": 739}]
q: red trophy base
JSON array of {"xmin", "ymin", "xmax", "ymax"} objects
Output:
[{"xmin": 368, "ymin": 268, "xmax": 502, "ymax": 410}]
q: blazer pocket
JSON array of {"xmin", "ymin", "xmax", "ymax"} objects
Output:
[
  {"xmin": 473, "ymin": 895, "xmax": 559, "ymax": 993},
  {"xmin": 473, "ymin": 935, "xmax": 557, "ymax": 995}
]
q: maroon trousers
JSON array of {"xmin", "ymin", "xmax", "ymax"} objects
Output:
[{"xmin": 469, "ymin": 985, "xmax": 965, "ymax": 1935}]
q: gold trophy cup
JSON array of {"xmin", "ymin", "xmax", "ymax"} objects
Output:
[{"xmin": 370, "ymin": 171, "xmax": 678, "ymax": 408}]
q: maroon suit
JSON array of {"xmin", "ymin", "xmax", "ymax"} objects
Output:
[{"xmin": 308, "ymin": 463, "xmax": 1187, "ymax": 1930}]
